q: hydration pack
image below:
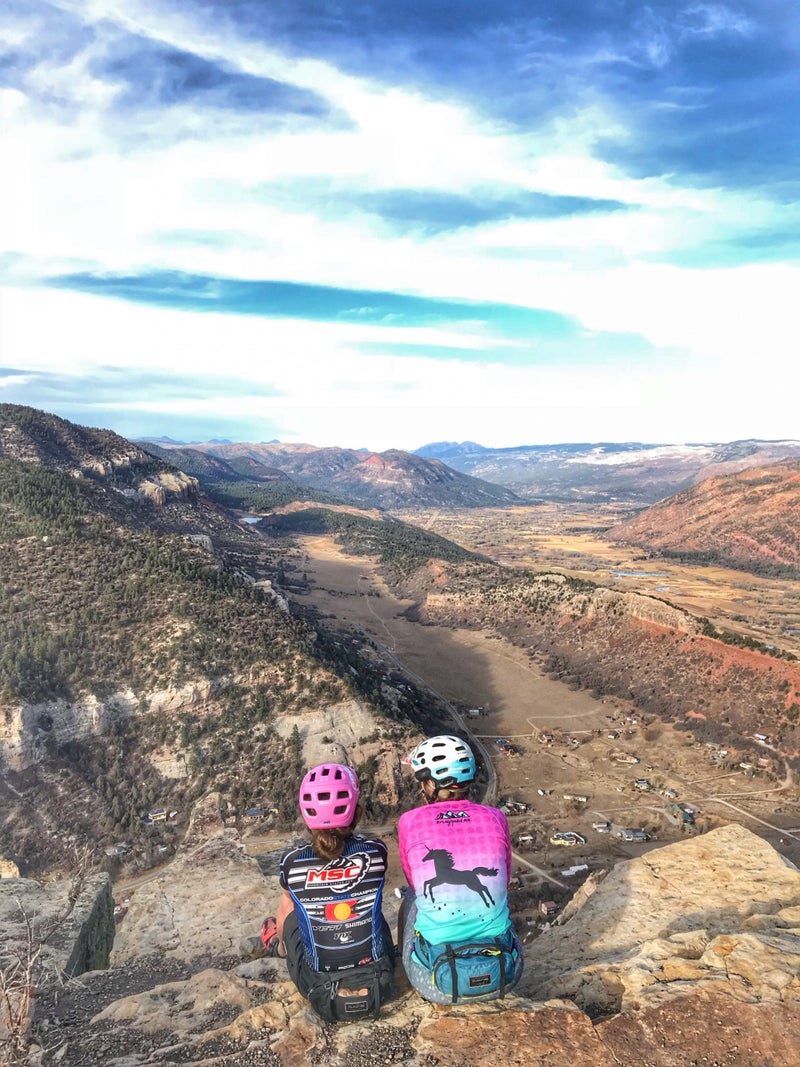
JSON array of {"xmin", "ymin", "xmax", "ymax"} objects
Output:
[
  {"xmin": 413, "ymin": 926, "xmax": 520, "ymax": 1002},
  {"xmin": 305, "ymin": 953, "xmax": 395, "ymax": 1023}
]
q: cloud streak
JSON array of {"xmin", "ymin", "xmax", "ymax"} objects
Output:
[{"xmin": 1, "ymin": 0, "xmax": 799, "ymax": 449}]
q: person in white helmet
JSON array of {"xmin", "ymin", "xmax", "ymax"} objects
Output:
[{"xmin": 397, "ymin": 735, "xmax": 522, "ymax": 1004}]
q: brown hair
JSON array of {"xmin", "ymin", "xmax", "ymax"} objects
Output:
[
  {"xmin": 310, "ymin": 802, "xmax": 363, "ymax": 861},
  {"xmin": 421, "ymin": 779, "xmax": 471, "ymax": 804}
]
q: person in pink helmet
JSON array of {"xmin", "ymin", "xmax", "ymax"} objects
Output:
[{"xmin": 261, "ymin": 763, "xmax": 395, "ymax": 1022}]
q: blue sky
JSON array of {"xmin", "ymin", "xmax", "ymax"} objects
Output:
[{"xmin": 1, "ymin": 0, "xmax": 799, "ymax": 449}]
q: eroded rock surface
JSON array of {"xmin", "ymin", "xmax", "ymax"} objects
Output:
[
  {"xmin": 112, "ymin": 794, "xmax": 278, "ymax": 964},
  {"xmin": 22, "ymin": 815, "xmax": 800, "ymax": 1066},
  {"xmin": 519, "ymin": 823, "xmax": 800, "ymax": 1013}
]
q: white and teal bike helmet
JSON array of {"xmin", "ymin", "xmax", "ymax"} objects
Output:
[{"xmin": 405, "ymin": 735, "xmax": 476, "ymax": 788}]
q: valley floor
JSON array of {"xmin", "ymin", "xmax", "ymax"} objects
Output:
[
  {"xmin": 395, "ymin": 504, "xmax": 800, "ymax": 658},
  {"xmin": 282, "ymin": 530, "xmax": 800, "ymax": 898}
]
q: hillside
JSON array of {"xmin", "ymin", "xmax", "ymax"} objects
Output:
[
  {"xmin": 0, "ymin": 407, "xmax": 451, "ymax": 877},
  {"xmin": 162, "ymin": 440, "xmax": 520, "ymax": 509},
  {"xmin": 139, "ymin": 441, "xmax": 345, "ymax": 510},
  {"xmin": 260, "ymin": 506, "xmax": 484, "ymax": 578},
  {"xmin": 416, "ymin": 439, "xmax": 800, "ymax": 504},
  {"xmin": 606, "ymin": 461, "xmax": 800, "ymax": 577}
]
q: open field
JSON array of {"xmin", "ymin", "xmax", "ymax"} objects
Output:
[
  {"xmin": 281, "ymin": 531, "xmax": 800, "ymax": 894},
  {"xmin": 395, "ymin": 505, "xmax": 800, "ymax": 656}
]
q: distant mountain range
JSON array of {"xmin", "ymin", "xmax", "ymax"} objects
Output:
[
  {"xmin": 415, "ymin": 439, "xmax": 800, "ymax": 504},
  {"xmin": 148, "ymin": 441, "xmax": 520, "ymax": 510},
  {"xmin": 141, "ymin": 442, "xmax": 293, "ymax": 484}
]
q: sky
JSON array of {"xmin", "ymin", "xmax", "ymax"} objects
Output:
[{"xmin": 2, "ymin": 0, "xmax": 799, "ymax": 451}]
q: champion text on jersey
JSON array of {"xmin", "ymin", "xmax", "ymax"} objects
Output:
[{"xmin": 304, "ymin": 852, "xmax": 371, "ymax": 894}]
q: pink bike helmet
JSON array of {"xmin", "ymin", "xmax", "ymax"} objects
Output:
[{"xmin": 299, "ymin": 763, "xmax": 360, "ymax": 829}]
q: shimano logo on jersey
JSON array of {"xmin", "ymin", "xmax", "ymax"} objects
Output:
[
  {"xmin": 435, "ymin": 809, "xmax": 470, "ymax": 821},
  {"xmin": 305, "ymin": 852, "xmax": 371, "ymax": 893}
]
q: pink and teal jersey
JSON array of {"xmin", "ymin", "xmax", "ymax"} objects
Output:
[{"xmin": 398, "ymin": 800, "xmax": 512, "ymax": 944}]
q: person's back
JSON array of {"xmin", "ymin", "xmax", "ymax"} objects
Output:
[
  {"xmin": 398, "ymin": 797, "xmax": 511, "ymax": 945},
  {"xmin": 280, "ymin": 831, "xmax": 390, "ymax": 971},
  {"xmin": 263, "ymin": 763, "xmax": 395, "ymax": 1022},
  {"xmin": 397, "ymin": 736, "xmax": 522, "ymax": 1005}
]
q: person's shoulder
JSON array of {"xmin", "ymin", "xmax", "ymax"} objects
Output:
[
  {"xmin": 468, "ymin": 801, "xmax": 508, "ymax": 824},
  {"xmin": 280, "ymin": 839, "xmax": 312, "ymax": 864},
  {"xmin": 350, "ymin": 833, "xmax": 386, "ymax": 850},
  {"xmin": 399, "ymin": 804, "xmax": 426, "ymax": 824}
]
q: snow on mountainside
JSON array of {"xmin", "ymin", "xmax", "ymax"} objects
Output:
[{"xmin": 415, "ymin": 439, "xmax": 800, "ymax": 504}]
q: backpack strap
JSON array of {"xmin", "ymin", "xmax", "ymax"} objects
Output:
[
  {"xmin": 445, "ymin": 944, "xmax": 459, "ymax": 1003},
  {"xmin": 495, "ymin": 936, "xmax": 506, "ymax": 997}
]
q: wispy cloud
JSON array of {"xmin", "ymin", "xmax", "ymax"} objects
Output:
[{"xmin": 1, "ymin": 0, "xmax": 799, "ymax": 448}]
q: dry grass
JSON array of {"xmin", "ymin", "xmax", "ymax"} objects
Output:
[{"xmin": 395, "ymin": 506, "xmax": 800, "ymax": 657}]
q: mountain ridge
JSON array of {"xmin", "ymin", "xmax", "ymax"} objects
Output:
[
  {"xmin": 150, "ymin": 439, "xmax": 520, "ymax": 509},
  {"xmin": 415, "ymin": 438, "xmax": 800, "ymax": 504},
  {"xmin": 606, "ymin": 460, "xmax": 800, "ymax": 576}
]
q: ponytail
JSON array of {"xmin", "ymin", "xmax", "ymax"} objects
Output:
[{"xmin": 311, "ymin": 801, "xmax": 364, "ymax": 860}]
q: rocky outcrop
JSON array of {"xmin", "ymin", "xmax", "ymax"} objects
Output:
[
  {"xmin": 0, "ymin": 856, "xmax": 21, "ymax": 878},
  {"xmin": 0, "ymin": 681, "xmax": 225, "ymax": 772},
  {"xmin": 23, "ymin": 819, "xmax": 800, "ymax": 1066},
  {"xmin": 1, "ymin": 870, "xmax": 113, "ymax": 1061},
  {"xmin": 272, "ymin": 700, "xmax": 403, "ymax": 805},
  {"xmin": 0, "ymin": 872, "xmax": 113, "ymax": 979},
  {"xmin": 0, "ymin": 692, "xmax": 138, "ymax": 771},
  {"xmin": 518, "ymin": 823, "xmax": 800, "ymax": 1013},
  {"xmin": 138, "ymin": 470, "xmax": 200, "ymax": 506},
  {"xmin": 586, "ymin": 587, "xmax": 698, "ymax": 633},
  {"xmin": 112, "ymin": 794, "xmax": 276, "ymax": 964}
]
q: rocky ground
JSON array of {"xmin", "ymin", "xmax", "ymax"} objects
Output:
[{"xmin": 5, "ymin": 795, "xmax": 800, "ymax": 1066}]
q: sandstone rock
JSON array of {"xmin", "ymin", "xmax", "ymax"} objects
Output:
[
  {"xmin": 92, "ymin": 967, "xmax": 256, "ymax": 1035},
  {"xmin": 1, "ymin": 872, "xmax": 113, "ymax": 1059},
  {"xmin": 112, "ymin": 795, "xmax": 278, "ymax": 963},
  {"xmin": 25, "ymin": 822, "xmax": 800, "ymax": 1067},
  {"xmin": 416, "ymin": 1003, "xmax": 617, "ymax": 1067},
  {"xmin": 519, "ymin": 824, "xmax": 800, "ymax": 1014},
  {"xmin": 272, "ymin": 701, "xmax": 403, "ymax": 805},
  {"xmin": 0, "ymin": 692, "xmax": 137, "ymax": 770},
  {"xmin": 0, "ymin": 873, "xmax": 114, "ymax": 978},
  {"xmin": 0, "ymin": 856, "xmax": 21, "ymax": 878},
  {"xmin": 0, "ymin": 681, "xmax": 223, "ymax": 772},
  {"xmin": 597, "ymin": 990, "xmax": 800, "ymax": 1067}
]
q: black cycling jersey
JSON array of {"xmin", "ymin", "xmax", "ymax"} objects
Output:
[{"xmin": 279, "ymin": 834, "xmax": 389, "ymax": 971}]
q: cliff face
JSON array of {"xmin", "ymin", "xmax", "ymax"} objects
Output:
[
  {"xmin": 0, "ymin": 682, "xmax": 221, "ymax": 772},
  {"xmin": 16, "ymin": 801, "xmax": 800, "ymax": 1067},
  {"xmin": 405, "ymin": 563, "xmax": 800, "ymax": 755},
  {"xmin": 0, "ymin": 872, "xmax": 114, "ymax": 979}
]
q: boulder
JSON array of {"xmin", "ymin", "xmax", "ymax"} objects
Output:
[
  {"xmin": 0, "ymin": 872, "xmax": 113, "ymax": 978},
  {"xmin": 519, "ymin": 823, "xmax": 800, "ymax": 1013}
]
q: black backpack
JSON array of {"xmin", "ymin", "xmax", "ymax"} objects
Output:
[{"xmin": 305, "ymin": 954, "xmax": 395, "ymax": 1023}]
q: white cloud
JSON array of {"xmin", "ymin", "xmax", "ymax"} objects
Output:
[
  {"xmin": 3, "ymin": 0, "xmax": 798, "ymax": 448},
  {"xmin": 3, "ymin": 285, "xmax": 798, "ymax": 451}
]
